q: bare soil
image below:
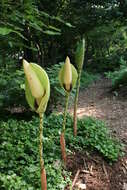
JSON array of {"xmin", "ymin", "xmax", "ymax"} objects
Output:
[
  {"xmin": 66, "ymin": 152, "xmax": 127, "ymax": 190},
  {"xmin": 69, "ymin": 77, "xmax": 127, "ymax": 143},
  {"xmin": 66, "ymin": 77, "xmax": 127, "ymax": 190}
]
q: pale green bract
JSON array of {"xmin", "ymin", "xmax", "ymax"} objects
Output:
[
  {"xmin": 25, "ymin": 63, "xmax": 50, "ymax": 114},
  {"xmin": 59, "ymin": 63, "xmax": 78, "ymax": 92}
]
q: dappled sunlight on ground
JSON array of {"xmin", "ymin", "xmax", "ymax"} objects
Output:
[
  {"xmin": 58, "ymin": 78, "xmax": 127, "ymax": 143},
  {"xmin": 69, "ymin": 105, "xmax": 105, "ymax": 119},
  {"xmin": 67, "ymin": 78, "xmax": 127, "ymax": 143}
]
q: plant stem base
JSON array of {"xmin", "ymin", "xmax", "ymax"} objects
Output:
[
  {"xmin": 41, "ymin": 167, "xmax": 47, "ymax": 190},
  {"xmin": 60, "ymin": 132, "xmax": 67, "ymax": 165}
]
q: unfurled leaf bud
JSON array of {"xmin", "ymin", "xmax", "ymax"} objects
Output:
[{"xmin": 75, "ymin": 38, "xmax": 85, "ymax": 71}]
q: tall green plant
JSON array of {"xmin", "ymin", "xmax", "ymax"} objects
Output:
[
  {"xmin": 23, "ymin": 59, "xmax": 50, "ymax": 190},
  {"xmin": 59, "ymin": 56, "xmax": 78, "ymax": 165},
  {"xmin": 73, "ymin": 38, "xmax": 85, "ymax": 136}
]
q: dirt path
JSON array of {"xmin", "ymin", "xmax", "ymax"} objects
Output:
[
  {"xmin": 69, "ymin": 77, "xmax": 127, "ymax": 144},
  {"xmin": 66, "ymin": 77, "xmax": 127, "ymax": 190}
]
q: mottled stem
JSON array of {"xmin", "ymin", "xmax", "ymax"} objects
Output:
[
  {"xmin": 63, "ymin": 92, "xmax": 69, "ymax": 133},
  {"xmin": 39, "ymin": 114, "xmax": 47, "ymax": 190},
  {"xmin": 73, "ymin": 70, "xmax": 82, "ymax": 136},
  {"xmin": 60, "ymin": 92, "xmax": 69, "ymax": 165}
]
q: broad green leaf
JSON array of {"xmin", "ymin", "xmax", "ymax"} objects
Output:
[
  {"xmin": 0, "ymin": 27, "xmax": 26, "ymax": 40},
  {"xmin": 43, "ymin": 30, "xmax": 61, "ymax": 35},
  {"xmin": 13, "ymin": 31, "xmax": 27, "ymax": 40},
  {"xmin": 29, "ymin": 22, "xmax": 42, "ymax": 31},
  {"xmin": 40, "ymin": 11, "xmax": 51, "ymax": 18},
  {"xmin": 0, "ymin": 27, "xmax": 13, "ymax": 35},
  {"xmin": 54, "ymin": 17, "xmax": 74, "ymax": 28},
  {"xmin": 40, "ymin": 11, "xmax": 74, "ymax": 28},
  {"xmin": 48, "ymin": 25, "xmax": 61, "ymax": 32}
]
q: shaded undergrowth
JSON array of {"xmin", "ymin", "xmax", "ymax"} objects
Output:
[{"xmin": 0, "ymin": 114, "xmax": 123, "ymax": 190}]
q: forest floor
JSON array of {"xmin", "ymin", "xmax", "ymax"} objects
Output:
[{"xmin": 66, "ymin": 77, "xmax": 127, "ymax": 190}]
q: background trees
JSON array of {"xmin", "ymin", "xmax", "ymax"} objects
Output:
[
  {"xmin": 0, "ymin": 0, "xmax": 127, "ymax": 68},
  {"xmin": 0, "ymin": 1, "xmax": 126, "ymax": 189},
  {"xmin": 0, "ymin": 0, "xmax": 127, "ymax": 110}
]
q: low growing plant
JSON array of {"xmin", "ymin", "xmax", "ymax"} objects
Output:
[
  {"xmin": 0, "ymin": 114, "xmax": 123, "ymax": 189},
  {"xmin": 46, "ymin": 114, "xmax": 123, "ymax": 162},
  {"xmin": 80, "ymin": 70, "xmax": 99, "ymax": 89},
  {"xmin": 105, "ymin": 58, "xmax": 127, "ymax": 90},
  {"xmin": 0, "ymin": 68, "xmax": 25, "ymax": 109},
  {"xmin": 23, "ymin": 59, "xmax": 50, "ymax": 190},
  {"xmin": 0, "ymin": 117, "xmax": 71, "ymax": 190},
  {"xmin": 73, "ymin": 38, "xmax": 85, "ymax": 136},
  {"xmin": 59, "ymin": 56, "xmax": 78, "ymax": 165}
]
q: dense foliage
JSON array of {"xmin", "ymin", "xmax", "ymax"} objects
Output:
[
  {"xmin": 106, "ymin": 58, "xmax": 127, "ymax": 90},
  {"xmin": 0, "ymin": 0, "xmax": 127, "ymax": 102},
  {"xmin": 0, "ymin": 1, "xmax": 127, "ymax": 189},
  {"xmin": 0, "ymin": 114, "xmax": 123, "ymax": 189},
  {"xmin": 0, "ymin": 0, "xmax": 127, "ymax": 70},
  {"xmin": 0, "ymin": 63, "xmax": 98, "ymax": 113},
  {"xmin": 0, "ymin": 68, "xmax": 25, "ymax": 108}
]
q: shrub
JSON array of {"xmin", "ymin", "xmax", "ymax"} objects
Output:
[
  {"xmin": 0, "ymin": 68, "xmax": 26, "ymax": 109},
  {"xmin": 80, "ymin": 70, "xmax": 99, "ymax": 89},
  {"xmin": 106, "ymin": 58, "xmax": 127, "ymax": 90}
]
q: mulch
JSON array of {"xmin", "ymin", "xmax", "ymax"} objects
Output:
[{"xmin": 66, "ymin": 151, "xmax": 127, "ymax": 190}]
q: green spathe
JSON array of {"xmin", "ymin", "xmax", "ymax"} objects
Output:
[
  {"xmin": 63, "ymin": 56, "xmax": 72, "ymax": 91},
  {"xmin": 23, "ymin": 60, "xmax": 50, "ymax": 114},
  {"xmin": 59, "ymin": 56, "xmax": 78, "ymax": 92},
  {"xmin": 75, "ymin": 38, "xmax": 85, "ymax": 70},
  {"xmin": 23, "ymin": 59, "xmax": 45, "ymax": 98}
]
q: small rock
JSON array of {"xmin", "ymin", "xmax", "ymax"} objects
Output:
[
  {"xmin": 123, "ymin": 183, "xmax": 127, "ymax": 190},
  {"xmin": 78, "ymin": 183, "xmax": 86, "ymax": 189}
]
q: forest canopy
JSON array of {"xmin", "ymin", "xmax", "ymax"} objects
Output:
[{"xmin": 0, "ymin": 0, "xmax": 127, "ymax": 69}]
